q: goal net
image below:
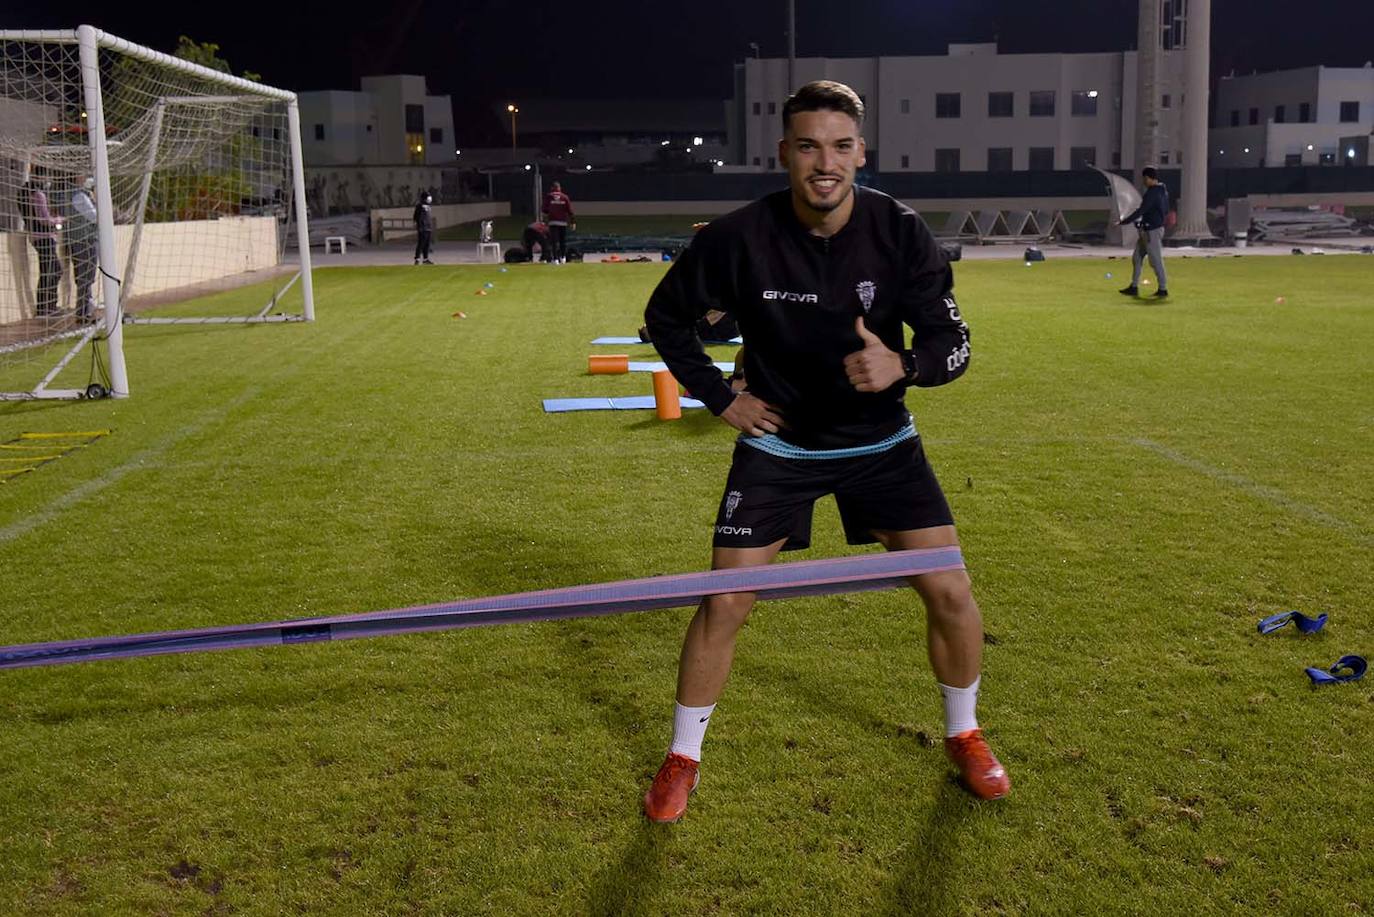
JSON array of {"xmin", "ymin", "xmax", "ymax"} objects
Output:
[{"xmin": 0, "ymin": 26, "xmax": 314, "ymax": 400}]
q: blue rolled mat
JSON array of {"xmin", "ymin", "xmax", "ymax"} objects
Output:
[
  {"xmin": 592, "ymin": 336, "xmax": 743, "ymax": 345},
  {"xmin": 543, "ymin": 396, "xmax": 707, "ymax": 412}
]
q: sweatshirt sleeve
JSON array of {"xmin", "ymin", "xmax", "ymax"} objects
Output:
[
  {"xmin": 643, "ymin": 230, "xmax": 738, "ymax": 415},
  {"xmin": 897, "ymin": 217, "xmax": 970, "ymax": 388},
  {"xmin": 73, "ymin": 190, "xmax": 97, "ymax": 222}
]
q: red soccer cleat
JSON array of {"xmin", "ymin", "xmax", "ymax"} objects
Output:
[
  {"xmin": 945, "ymin": 728, "xmax": 1011, "ymax": 800},
  {"xmin": 643, "ymin": 752, "xmax": 700, "ymax": 823}
]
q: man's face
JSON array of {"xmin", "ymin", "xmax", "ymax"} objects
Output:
[{"xmin": 779, "ymin": 109, "xmax": 866, "ymax": 215}]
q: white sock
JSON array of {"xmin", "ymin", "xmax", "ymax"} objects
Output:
[
  {"xmin": 939, "ymin": 676, "xmax": 980, "ymax": 737},
  {"xmin": 669, "ymin": 702, "xmax": 716, "ymax": 762}
]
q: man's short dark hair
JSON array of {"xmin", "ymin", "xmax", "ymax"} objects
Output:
[
  {"xmin": 782, "ymin": 80, "xmax": 865, "ymax": 132},
  {"xmin": 1141, "ymin": 166, "xmax": 1158, "ymax": 180}
]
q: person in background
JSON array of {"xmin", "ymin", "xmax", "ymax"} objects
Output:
[
  {"xmin": 17, "ymin": 166, "xmax": 63, "ymax": 317},
  {"xmin": 522, "ymin": 220, "xmax": 551, "ymax": 262},
  {"xmin": 541, "ymin": 181, "xmax": 575, "ymax": 264},
  {"xmin": 67, "ymin": 172, "xmax": 100, "ymax": 321},
  {"xmin": 1117, "ymin": 167, "xmax": 1170, "ymax": 298},
  {"xmin": 413, "ymin": 191, "xmax": 435, "ymax": 264}
]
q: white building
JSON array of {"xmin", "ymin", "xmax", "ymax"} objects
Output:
[
  {"xmin": 1210, "ymin": 65, "xmax": 1374, "ymax": 167},
  {"xmin": 298, "ymin": 75, "xmax": 455, "ymax": 167},
  {"xmin": 732, "ymin": 43, "xmax": 1191, "ymax": 173}
]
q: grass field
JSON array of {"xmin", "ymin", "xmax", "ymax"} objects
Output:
[
  {"xmin": 435, "ymin": 209, "xmax": 1109, "ymax": 243},
  {"xmin": 1, "ymin": 253, "xmax": 1372, "ymax": 914},
  {"xmin": 436, "ymin": 214, "xmax": 724, "ymax": 243}
]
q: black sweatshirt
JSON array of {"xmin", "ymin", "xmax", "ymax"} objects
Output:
[
  {"xmin": 644, "ymin": 186, "xmax": 970, "ymax": 450},
  {"xmin": 1122, "ymin": 183, "xmax": 1169, "ymax": 231}
]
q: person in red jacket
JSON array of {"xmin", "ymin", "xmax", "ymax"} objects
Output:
[{"xmin": 541, "ymin": 181, "xmax": 576, "ymax": 263}]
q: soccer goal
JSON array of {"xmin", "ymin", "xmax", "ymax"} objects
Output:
[{"xmin": 0, "ymin": 25, "xmax": 314, "ymax": 401}]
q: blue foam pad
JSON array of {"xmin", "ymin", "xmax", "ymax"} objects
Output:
[
  {"xmin": 543, "ymin": 396, "xmax": 707, "ymax": 413},
  {"xmin": 628, "ymin": 361, "xmax": 733, "ymax": 373},
  {"xmin": 591, "ymin": 336, "xmax": 743, "ymax": 345}
]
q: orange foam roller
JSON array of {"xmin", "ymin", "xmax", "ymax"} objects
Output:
[
  {"xmin": 652, "ymin": 369, "xmax": 681, "ymax": 420},
  {"xmin": 588, "ymin": 354, "xmax": 629, "ymax": 374}
]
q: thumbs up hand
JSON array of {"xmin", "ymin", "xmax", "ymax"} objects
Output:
[{"xmin": 843, "ymin": 317, "xmax": 904, "ymax": 392}]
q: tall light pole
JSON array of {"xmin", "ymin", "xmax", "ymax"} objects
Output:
[
  {"xmin": 786, "ymin": 0, "xmax": 796, "ymax": 92},
  {"xmin": 1174, "ymin": 0, "xmax": 1214, "ymax": 241},
  {"xmin": 507, "ymin": 103, "xmax": 518, "ymax": 157}
]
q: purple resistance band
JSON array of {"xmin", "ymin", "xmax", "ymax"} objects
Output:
[{"xmin": 0, "ymin": 547, "xmax": 964, "ymax": 671}]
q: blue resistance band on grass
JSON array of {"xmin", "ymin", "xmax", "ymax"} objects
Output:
[
  {"xmin": 1304, "ymin": 655, "xmax": 1367, "ymax": 685},
  {"xmin": 1257, "ymin": 610, "xmax": 1328, "ymax": 635}
]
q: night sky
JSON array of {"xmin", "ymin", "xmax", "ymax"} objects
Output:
[{"xmin": 9, "ymin": 0, "xmax": 1373, "ymax": 144}]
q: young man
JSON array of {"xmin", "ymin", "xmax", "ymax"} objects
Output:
[
  {"xmin": 541, "ymin": 181, "xmax": 575, "ymax": 264},
  {"xmin": 68, "ymin": 173, "xmax": 100, "ymax": 321},
  {"xmin": 641, "ymin": 80, "xmax": 1009, "ymax": 824},
  {"xmin": 413, "ymin": 191, "xmax": 435, "ymax": 264},
  {"xmin": 522, "ymin": 219, "xmax": 551, "ymax": 262},
  {"xmin": 1118, "ymin": 167, "xmax": 1170, "ymax": 298}
]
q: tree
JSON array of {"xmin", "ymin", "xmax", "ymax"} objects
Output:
[{"xmin": 173, "ymin": 37, "xmax": 262, "ymax": 83}]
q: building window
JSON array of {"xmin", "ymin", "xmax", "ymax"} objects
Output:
[
  {"xmin": 1248, "ymin": 107, "xmax": 1259, "ymax": 125},
  {"xmin": 934, "ymin": 148, "xmax": 961, "ymax": 172},
  {"xmin": 1160, "ymin": 151, "xmax": 1170, "ymax": 164},
  {"xmin": 988, "ymin": 91, "xmax": 1014, "ymax": 117},
  {"xmin": 1071, "ymin": 91, "xmax": 1098, "ymax": 116},
  {"xmin": 987, "ymin": 148, "xmax": 1013, "ymax": 172},
  {"xmin": 1161, "ymin": 0, "xmax": 1187, "ymax": 49},
  {"xmin": 1274, "ymin": 105, "xmax": 1285, "ymax": 124},
  {"xmin": 1319, "ymin": 152, "xmax": 1335, "ymax": 165},
  {"xmin": 1028, "ymin": 147, "xmax": 1055, "ymax": 170},
  {"xmin": 1070, "ymin": 146, "xmax": 1097, "ymax": 169},
  {"xmin": 1029, "ymin": 91, "xmax": 1055, "ymax": 117},
  {"xmin": 752, "ymin": 102, "xmax": 761, "ymax": 115},
  {"xmin": 1285, "ymin": 153, "xmax": 1302, "ymax": 166},
  {"xmin": 1111, "ymin": 151, "xmax": 1121, "ymax": 166},
  {"xmin": 767, "ymin": 156, "xmax": 776, "ymax": 169},
  {"xmin": 429, "ymin": 127, "xmax": 443, "ymax": 144},
  {"xmin": 935, "ymin": 93, "xmax": 961, "ymax": 118},
  {"xmin": 405, "ymin": 104, "xmax": 425, "ymax": 133},
  {"xmin": 752, "ymin": 156, "xmax": 760, "ymax": 165},
  {"xmin": 1299, "ymin": 102, "xmax": 1311, "ymax": 122},
  {"xmin": 1230, "ymin": 110, "xmax": 1240, "ymax": 127},
  {"xmin": 900, "ymin": 98, "xmax": 910, "ymax": 114},
  {"xmin": 1161, "ymin": 94, "xmax": 1171, "ymax": 109},
  {"xmin": 1176, "ymin": 150, "xmax": 1183, "ymax": 165},
  {"xmin": 767, "ymin": 101, "xmax": 777, "ymax": 115},
  {"xmin": 1340, "ymin": 101, "xmax": 1360, "ymax": 122},
  {"xmin": 313, "ymin": 124, "xmax": 324, "ymax": 141},
  {"xmin": 366, "ymin": 124, "xmax": 373, "ymax": 132},
  {"xmin": 900, "ymin": 154, "xmax": 910, "ymax": 168}
]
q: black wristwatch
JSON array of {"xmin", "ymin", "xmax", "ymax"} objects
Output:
[{"xmin": 900, "ymin": 350, "xmax": 919, "ymax": 383}]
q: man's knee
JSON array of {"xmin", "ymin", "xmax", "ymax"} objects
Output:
[
  {"xmin": 916, "ymin": 571, "xmax": 976, "ymax": 619},
  {"xmin": 695, "ymin": 592, "xmax": 755, "ymax": 642}
]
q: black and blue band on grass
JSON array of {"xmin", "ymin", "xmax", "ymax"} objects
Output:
[{"xmin": 0, "ymin": 547, "xmax": 965, "ymax": 671}]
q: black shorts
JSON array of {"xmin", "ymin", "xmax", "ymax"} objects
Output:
[{"xmin": 711, "ymin": 437, "xmax": 955, "ymax": 551}]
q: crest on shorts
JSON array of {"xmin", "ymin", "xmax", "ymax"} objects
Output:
[
  {"xmin": 856, "ymin": 280, "xmax": 877, "ymax": 313},
  {"xmin": 724, "ymin": 490, "xmax": 743, "ymax": 521}
]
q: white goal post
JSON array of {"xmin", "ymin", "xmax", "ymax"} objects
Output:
[{"xmin": 0, "ymin": 25, "xmax": 314, "ymax": 401}]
